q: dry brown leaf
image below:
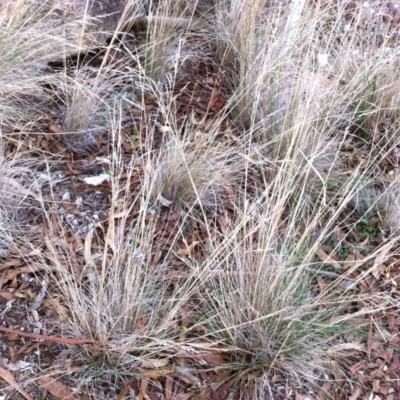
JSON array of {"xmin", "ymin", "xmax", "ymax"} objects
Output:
[
  {"xmin": 0, "ymin": 366, "xmax": 35, "ymax": 400},
  {"xmin": 165, "ymin": 377, "xmax": 174, "ymax": 400},
  {"xmin": 196, "ymin": 351, "xmax": 226, "ymax": 366},
  {"xmin": 316, "ymin": 248, "xmax": 342, "ymax": 269},
  {"xmin": 380, "ymin": 383, "xmax": 391, "ymax": 395},
  {"xmin": 392, "ymin": 353, "xmax": 400, "ymax": 370},
  {"xmin": 348, "ymin": 384, "xmax": 362, "ymax": 400},
  {"xmin": 104, "ymin": 211, "xmax": 116, "ymax": 253},
  {"xmin": 373, "ymin": 379, "xmax": 381, "ymax": 393},
  {"xmin": 330, "ymin": 364, "xmax": 344, "ymax": 388},
  {"xmin": 225, "ymin": 185, "xmax": 235, "ymax": 203},
  {"xmin": 371, "ymin": 243, "xmax": 392, "ymax": 280},
  {"xmin": 11, "ymin": 341, "xmax": 42, "ymax": 364},
  {"xmin": 0, "ymin": 267, "xmax": 8, "ymax": 289},
  {"xmin": 42, "ymin": 298, "xmax": 69, "ymax": 316},
  {"xmin": 175, "ymin": 371, "xmax": 201, "ymax": 385},
  {"xmin": 0, "ymin": 290, "xmax": 14, "ymax": 301},
  {"xmin": 116, "ymin": 376, "xmax": 139, "ymax": 400},
  {"xmin": 141, "ymin": 368, "xmax": 174, "ymax": 378},
  {"xmin": 84, "ymin": 228, "xmax": 95, "ymax": 266},
  {"xmin": 1, "ymin": 264, "xmax": 57, "ymax": 283},
  {"xmin": 176, "ymin": 241, "xmax": 200, "ymax": 256},
  {"xmin": 3, "ymin": 177, "xmax": 41, "ymax": 201},
  {"xmin": 209, "ymin": 370, "xmax": 232, "ymax": 394},
  {"xmin": 350, "ymin": 360, "xmax": 367, "ymax": 375},
  {"xmin": 49, "ymin": 123, "xmax": 62, "ymax": 133},
  {"xmin": 316, "ymin": 381, "xmax": 332, "ymax": 399},
  {"xmin": 218, "ymin": 375, "xmax": 237, "ymax": 398},
  {"xmin": 39, "ymin": 375, "xmax": 77, "ymax": 400},
  {"xmin": 10, "ymin": 274, "xmax": 18, "ymax": 289},
  {"xmin": 8, "ymin": 330, "xmax": 20, "ymax": 341},
  {"xmin": 151, "ymin": 247, "xmax": 163, "ymax": 264},
  {"xmin": 0, "ymin": 258, "xmax": 24, "ymax": 272},
  {"xmin": 176, "ymin": 393, "xmax": 196, "ymax": 400},
  {"xmin": 166, "ymin": 211, "xmax": 182, "ymax": 221},
  {"xmin": 26, "ymin": 248, "xmax": 42, "ymax": 257},
  {"xmin": 140, "ymin": 358, "xmax": 170, "ymax": 369},
  {"xmin": 345, "ymin": 252, "xmax": 356, "ymax": 263},
  {"xmin": 136, "ymin": 316, "xmax": 145, "ymax": 329},
  {"xmin": 137, "ymin": 378, "xmax": 149, "ymax": 400}
]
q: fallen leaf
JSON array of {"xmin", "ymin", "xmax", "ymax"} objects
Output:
[
  {"xmin": 0, "ymin": 258, "xmax": 24, "ymax": 272},
  {"xmin": 176, "ymin": 241, "xmax": 200, "ymax": 255},
  {"xmin": 0, "ymin": 290, "xmax": 14, "ymax": 301},
  {"xmin": 137, "ymin": 378, "xmax": 148, "ymax": 400},
  {"xmin": 348, "ymin": 384, "xmax": 362, "ymax": 400},
  {"xmin": 116, "ymin": 376, "xmax": 139, "ymax": 400},
  {"xmin": 140, "ymin": 358, "xmax": 170, "ymax": 369},
  {"xmin": 165, "ymin": 377, "xmax": 174, "ymax": 400},
  {"xmin": 2, "ymin": 177, "xmax": 41, "ymax": 201},
  {"xmin": 39, "ymin": 375, "xmax": 77, "ymax": 400},
  {"xmin": 373, "ymin": 379, "xmax": 381, "ymax": 393},
  {"xmin": 84, "ymin": 228, "xmax": 95, "ymax": 266},
  {"xmin": 316, "ymin": 381, "xmax": 332, "ymax": 399},
  {"xmin": 380, "ymin": 383, "xmax": 391, "ymax": 395},
  {"xmin": 371, "ymin": 243, "xmax": 391, "ymax": 280},
  {"xmin": 141, "ymin": 368, "xmax": 174, "ymax": 378},
  {"xmin": 196, "ymin": 351, "xmax": 226, "ymax": 366},
  {"xmin": 0, "ymin": 367, "xmax": 34, "ymax": 400},
  {"xmin": 176, "ymin": 394, "xmax": 196, "ymax": 400},
  {"xmin": 157, "ymin": 193, "xmax": 173, "ymax": 207},
  {"xmin": 83, "ymin": 174, "xmax": 110, "ymax": 186},
  {"xmin": 3, "ymin": 360, "xmax": 31, "ymax": 371},
  {"xmin": 11, "ymin": 341, "xmax": 42, "ymax": 364},
  {"xmin": 49, "ymin": 123, "xmax": 62, "ymax": 133},
  {"xmin": 1, "ymin": 264, "xmax": 58, "ymax": 283},
  {"xmin": 30, "ymin": 279, "xmax": 48, "ymax": 311},
  {"xmin": 316, "ymin": 248, "xmax": 342, "ymax": 269}
]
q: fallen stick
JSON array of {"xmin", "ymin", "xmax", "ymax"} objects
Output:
[{"xmin": 0, "ymin": 326, "xmax": 103, "ymax": 346}]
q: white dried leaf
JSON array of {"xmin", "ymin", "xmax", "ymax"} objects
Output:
[
  {"xmin": 140, "ymin": 358, "xmax": 170, "ymax": 369},
  {"xmin": 158, "ymin": 193, "xmax": 173, "ymax": 207},
  {"xmin": 62, "ymin": 190, "xmax": 70, "ymax": 201},
  {"xmin": 83, "ymin": 174, "xmax": 110, "ymax": 186},
  {"xmin": 4, "ymin": 360, "xmax": 31, "ymax": 371},
  {"xmin": 317, "ymin": 53, "xmax": 329, "ymax": 68}
]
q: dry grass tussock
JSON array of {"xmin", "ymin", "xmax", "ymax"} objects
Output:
[{"xmin": 1, "ymin": 0, "xmax": 400, "ymax": 399}]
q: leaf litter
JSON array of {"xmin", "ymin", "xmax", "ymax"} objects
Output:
[{"xmin": 0, "ymin": 1, "xmax": 400, "ymax": 399}]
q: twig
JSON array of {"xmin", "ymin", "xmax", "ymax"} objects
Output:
[{"xmin": 0, "ymin": 326, "xmax": 103, "ymax": 346}]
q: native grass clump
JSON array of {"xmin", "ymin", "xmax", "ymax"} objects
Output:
[{"xmin": 0, "ymin": 0, "xmax": 400, "ymax": 399}]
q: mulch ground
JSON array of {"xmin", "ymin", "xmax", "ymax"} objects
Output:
[{"xmin": 1, "ymin": 2, "xmax": 400, "ymax": 399}]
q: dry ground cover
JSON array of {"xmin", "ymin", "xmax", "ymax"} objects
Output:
[{"xmin": 1, "ymin": 0, "xmax": 400, "ymax": 399}]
